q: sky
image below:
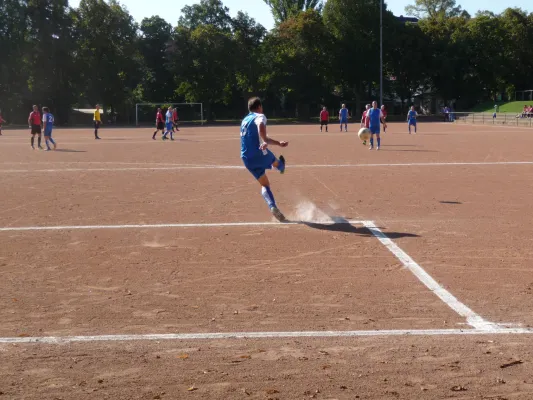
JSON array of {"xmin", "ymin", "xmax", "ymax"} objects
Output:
[{"xmin": 69, "ymin": 0, "xmax": 532, "ymax": 31}]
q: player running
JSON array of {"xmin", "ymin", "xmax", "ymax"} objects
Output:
[
  {"xmin": 381, "ymin": 105, "xmax": 388, "ymax": 133},
  {"xmin": 94, "ymin": 104, "xmax": 102, "ymax": 139},
  {"xmin": 28, "ymin": 105, "xmax": 43, "ymax": 150},
  {"xmin": 320, "ymin": 107, "xmax": 329, "ymax": 132},
  {"xmin": 0, "ymin": 111, "xmax": 5, "ymax": 135},
  {"xmin": 172, "ymin": 107, "xmax": 180, "ymax": 132},
  {"xmin": 162, "ymin": 107, "xmax": 174, "ymax": 140},
  {"xmin": 339, "ymin": 104, "xmax": 349, "ymax": 132},
  {"xmin": 360, "ymin": 104, "xmax": 370, "ymax": 146},
  {"xmin": 407, "ymin": 106, "xmax": 418, "ymax": 134},
  {"xmin": 241, "ymin": 97, "xmax": 288, "ymax": 222},
  {"xmin": 368, "ymin": 101, "xmax": 386, "ymax": 150},
  {"xmin": 153, "ymin": 108, "xmax": 165, "ymax": 140},
  {"xmin": 42, "ymin": 107, "xmax": 57, "ymax": 151}
]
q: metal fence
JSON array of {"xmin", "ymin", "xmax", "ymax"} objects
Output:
[{"xmin": 453, "ymin": 112, "xmax": 533, "ymax": 127}]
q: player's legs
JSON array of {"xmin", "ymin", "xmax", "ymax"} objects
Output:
[
  {"xmin": 94, "ymin": 121, "xmax": 101, "ymax": 139},
  {"xmin": 45, "ymin": 135, "xmax": 56, "ymax": 150},
  {"xmin": 37, "ymin": 133, "xmax": 42, "ymax": 149},
  {"xmin": 257, "ymin": 174, "xmax": 285, "ymax": 222},
  {"xmin": 376, "ymin": 133, "xmax": 381, "ymax": 150},
  {"xmin": 244, "ymin": 152, "xmax": 286, "ymax": 222},
  {"xmin": 30, "ymin": 133, "xmax": 35, "ymax": 149}
]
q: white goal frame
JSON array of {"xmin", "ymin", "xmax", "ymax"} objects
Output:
[{"xmin": 135, "ymin": 103, "xmax": 204, "ymax": 126}]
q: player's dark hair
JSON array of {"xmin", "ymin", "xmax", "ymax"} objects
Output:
[
  {"xmin": 42, "ymin": 107, "xmax": 49, "ymax": 113},
  {"xmin": 248, "ymin": 97, "xmax": 262, "ymax": 112}
]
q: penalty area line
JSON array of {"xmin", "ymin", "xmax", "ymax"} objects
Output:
[
  {"xmin": 2, "ymin": 160, "xmax": 533, "ymax": 173},
  {"xmin": 362, "ymin": 221, "xmax": 499, "ymax": 331},
  {"xmin": 0, "ymin": 219, "xmax": 364, "ymax": 232},
  {"xmin": 1, "ymin": 327, "xmax": 533, "ymax": 344}
]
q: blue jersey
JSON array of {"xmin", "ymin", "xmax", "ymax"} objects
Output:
[
  {"xmin": 408, "ymin": 110, "xmax": 417, "ymax": 120},
  {"xmin": 165, "ymin": 111, "xmax": 172, "ymax": 124},
  {"xmin": 240, "ymin": 112, "xmax": 267, "ymax": 159},
  {"xmin": 43, "ymin": 113, "xmax": 54, "ymax": 134},
  {"xmin": 339, "ymin": 108, "xmax": 348, "ymax": 120},
  {"xmin": 368, "ymin": 108, "xmax": 382, "ymax": 129}
]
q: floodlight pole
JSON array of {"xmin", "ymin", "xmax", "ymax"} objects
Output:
[{"xmin": 380, "ymin": 0, "xmax": 383, "ymax": 107}]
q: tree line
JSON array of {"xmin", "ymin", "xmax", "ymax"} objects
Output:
[{"xmin": 1, "ymin": 0, "xmax": 532, "ymax": 124}]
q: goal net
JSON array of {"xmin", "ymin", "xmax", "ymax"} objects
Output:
[{"xmin": 135, "ymin": 103, "xmax": 204, "ymax": 126}]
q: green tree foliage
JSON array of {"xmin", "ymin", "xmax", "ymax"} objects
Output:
[
  {"xmin": 139, "ymin": 16, "xmax": 174, "ymax": 101},
  {"xmin": 263, "ymin": 10, "xmax": 333, "ymax": 118},
  {"xmin": 263, "ymin": 0, "xmax": 324, "ymax": 24},
  {"xmin": 405, "ymin": 0, "xmax": 469, "ymax": 20},
  {"xmin": 74, "ymin": 0, "xmax": 142, "ymax": 117},
  {"xmin": 2, "ymin": 0, "xmax": 533, "ymax": 123}
]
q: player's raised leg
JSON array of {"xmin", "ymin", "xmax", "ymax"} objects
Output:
[{"xmin": 241, "ymin": 97, "xmax": 289, "ymax": 222}]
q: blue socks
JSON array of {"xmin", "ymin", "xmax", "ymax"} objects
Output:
[
  {"xmin": 377, "ymin": 137, "xmax": 381, "ymax": 147},
  {"xmin": 170, "ymin": 131, "xmax": 173, "ymax": 140},
  {"xmin": 261, "ymin": 186, "xmax": 276, "ymax": 209},
  {"xmin": 370, "ymin": 138, "xmax": 374, "ymax": 147}
]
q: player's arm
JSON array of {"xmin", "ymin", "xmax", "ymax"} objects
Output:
[
  {"xmin": 258, "ymin": 122, "xmax": 288, "ymax": 149},
  {"xmin": 28, "ymin": 113, "xmax": 32, "ymax": 126},
  {"xmin": 42, "ymin": 115, "xmax": 47, "ymax": 131}
]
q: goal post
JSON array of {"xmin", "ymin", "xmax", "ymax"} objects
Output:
[{"xmin": 135, "ymin": 103, "xmax": 204, "ymax": 126}]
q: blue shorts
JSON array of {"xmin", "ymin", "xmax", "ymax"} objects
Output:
[
  {"xmin": 340, "ymin": 118, "xmax": 348, "ymax": 124},
  {"xmin": 369, "ymin": 125, "xmax": 380, "ymax": 134},
  {"xmin": 44, "ymin": 130, "xmax": 53, "ymax": 137},
  {"xmin": 165, "ymin": 122, "xmax": 173, "ymax": 131},
  {"xmin": 408, "ymin": 119, "xmax": 417, "ymax": 126},
  {"xmin": 242, "ymin": 150, "xmax": 276, "ymax": 180}
]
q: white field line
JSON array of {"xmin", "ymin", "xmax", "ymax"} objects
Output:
[
  {"xmin": 362, "ymin": 221, "xmax": 500, "ymax": 331},
  {"xmin": 0, "ymin": 220, "xmax": 364, "ymax": 232},
  {"xmin": 2, "ymin": 161, "xmax": 533, "ymax": 173},
  {"xmin": 0, "ymin": 219, "xmax": 527, "ymax": 344},
  {"xmin": 1, "ymin": 327, "xmax": 533, "ymax": 344}
]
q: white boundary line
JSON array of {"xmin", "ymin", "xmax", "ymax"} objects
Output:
[
  {"xmin": 2, "ymin": 161, "xmax": 533, "ymax": 173},
  {"xmin": 0, "ymin": 220, "xmax": 363, "ymax": 232},
  {"xmin": 0, "ymin": 219, "xmax": 525, "ymax": 344},
  {"xmin": 1, "ymin": 327, "xmax": 533, "ymax": 344},
  {"xmin": 362, "ymin": 221, "xmax": 499, "ymax": 331}
]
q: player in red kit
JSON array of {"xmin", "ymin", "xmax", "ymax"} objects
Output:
[
  {"xmin": 172, "ymin": 108, "xmax": 179, "ymax": 132},
  {"xmin": 381, "ymin": 105, "xmax": 388, "ymax": 133},
  {"xmin": 152, "ymin": 108, "xmax": 165, "ymax": 140},
  {"xmin": 28, "ymin": 105, "xmax": 43, "ymax": 149},
  {"xmin": 0, "ymin": 111, "xmax": 5, "ymax": 135},
  {"xmin": 320, "ymin": 107, "xmax": 329, "ymax": 132}
]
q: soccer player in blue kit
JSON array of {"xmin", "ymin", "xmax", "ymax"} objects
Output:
[
  {"xmin": 42, "ymin": 107, "xmax": 57, "ymax": 151},
  {"xmin": 407, "ymin": 106, "xmax": 418, "ymax": 134},
  {"xmin": 339, "ymin": 104, "xmax": 349, "ymax": 132},
  {"xmin": 162, "ymin": 107, "xmax": 174, "ymax": 141},
  {"xmin": 241, "ymin": 97, "xmax": 288, "ymax": 222},
  {"xmin": 367, "ymin": 101, "xmax": 387, "ymax": 150}
]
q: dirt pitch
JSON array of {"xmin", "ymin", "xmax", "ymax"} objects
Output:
[{"xmin": 1, "ymin": 122, "xmax": 533, "ymax": 399}]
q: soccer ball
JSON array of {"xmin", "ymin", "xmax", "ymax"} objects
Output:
[{"xmin": 358, "ymin": 128, "xmax": 371, "ymax": 142}]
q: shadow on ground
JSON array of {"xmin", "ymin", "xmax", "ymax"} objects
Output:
[
  {"xmin": 296, "ymin": 217, "xmax": 420, "ymax": 239},
  {"xmin": 54, "ymin": 149, "xmax": 87, "ymax": 153}
]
